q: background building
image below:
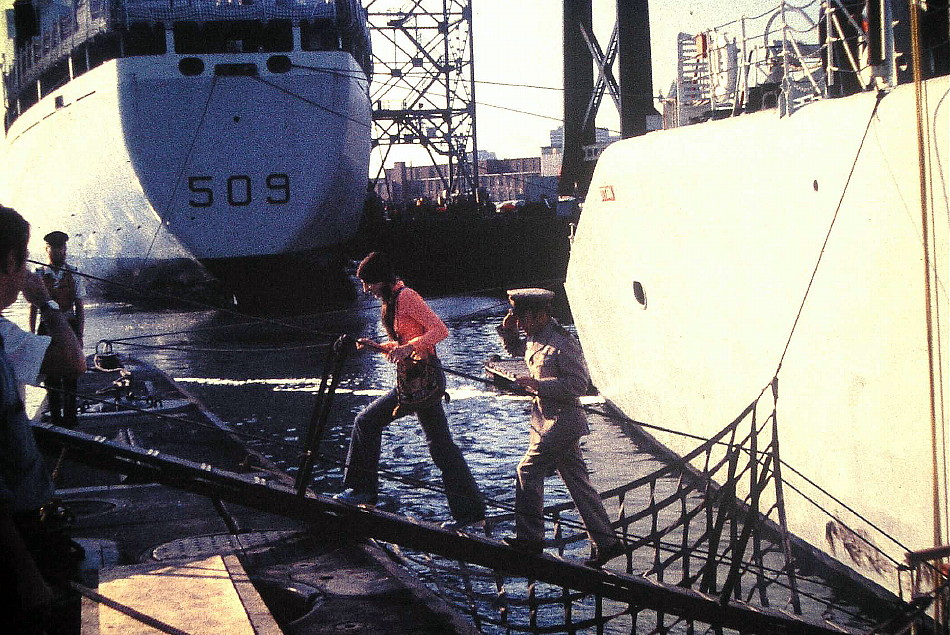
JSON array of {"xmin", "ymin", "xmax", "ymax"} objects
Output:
[
  {"xmin": 375, "ymin": 156, "xmax": 557, "ymax": 209},
  {"xmin": 373, "ymin": 124, "xmax": 639, "ymax": 209}
]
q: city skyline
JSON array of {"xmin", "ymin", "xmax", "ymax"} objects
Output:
[{"xmin": 382, "ymin": 0, "xmax": 785, "ymax": 166}]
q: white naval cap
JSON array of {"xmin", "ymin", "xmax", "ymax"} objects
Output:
[{"xmin": 507, "ymin": 287, "xmax": 555, "ymax": 307}]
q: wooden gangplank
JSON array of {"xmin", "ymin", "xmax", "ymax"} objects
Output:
[{"xmin": 33, "ymin": 422, "xmax": 862, "ymax": 635}]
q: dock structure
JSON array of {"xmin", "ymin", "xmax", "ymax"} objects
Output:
[
  {"xmin": 84, "ymin": 554, "xmax": 279, "ymax": 635},
  {"xmin": 38, "ymin": 356, "xmax": 477, "ymax": 635},
  {"xmin": 39, "ymin": 422, "xmax": 865, "ymax": 635},
  {"xmin": 30, "ymin": 353, "xmax": 920, "ymax": 634}
]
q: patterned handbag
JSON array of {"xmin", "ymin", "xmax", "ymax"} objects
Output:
[{"xmin": 392, "ymin": 355, "xmax": 447, "ymax": 417}]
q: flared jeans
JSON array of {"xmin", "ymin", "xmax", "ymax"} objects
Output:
[{"xmin": 342, "ymin": 387, "xmax": 485, "ymax": 522}]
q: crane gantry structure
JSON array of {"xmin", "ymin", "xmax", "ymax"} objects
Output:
[{"xmin": 367, "ymin": 0, "xmax": 480, "ymax": 201}]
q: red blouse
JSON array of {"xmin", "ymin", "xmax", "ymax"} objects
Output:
[{"xmin": 378, "ymin": 280, "xmax": 448, "ymax": 358}]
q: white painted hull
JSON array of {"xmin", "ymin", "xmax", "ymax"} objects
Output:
[
  {"xmin": 1, "ymin": 48, "xmax": 370, "ymax": 287},
  {"xmin": 566, "ymin": 76, "xmax": 950, "ymax": 595}
]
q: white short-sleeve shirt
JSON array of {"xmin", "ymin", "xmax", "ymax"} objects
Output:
[{"xmin": 0, "ymin": 315, "xmax": 51, "ymax": 393}]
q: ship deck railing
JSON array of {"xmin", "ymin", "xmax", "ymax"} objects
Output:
[
  {"xmin": 666, "ymin": 0, "xmax": 949, "ymax": 125},
  {"xmin": 2, "ymin": 0, "xmax": 368, "ymax": 130},
  {"xmin": 119, "ymin": 0, "xmax": 342, "ymax": 24},
  {"xmin": 35, "ymin": 420, "xmax": 890, "ymax": 635}
]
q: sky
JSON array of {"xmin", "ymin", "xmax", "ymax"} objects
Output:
[{"xmin": 468, "ymin": 0, "xmax": 781, "ymax": 158}]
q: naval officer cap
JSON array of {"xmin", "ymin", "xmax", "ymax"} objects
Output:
[
  {"xmin": 43, "ymin": 230, "xmax": 69, "ymax": 247},
  {"xmin": 507, "ymin": 287, "xmax": 555, "ymax": 310}
]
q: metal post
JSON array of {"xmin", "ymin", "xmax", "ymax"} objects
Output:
[
  {"xmin": 560, "ymin": 0, "xmax": 595, "ymax": 197},
  {"xmin": 616, "ymin": 0, "xmax": 654, "ymax": 138},
  {"xmin": 294, "ymin": 335, "xmax": 352, "ymax": 496}
]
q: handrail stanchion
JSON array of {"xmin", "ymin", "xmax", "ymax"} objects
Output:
[{"xmin": 294, "ymin": 334, "xmax": 352, "ymax": 496}]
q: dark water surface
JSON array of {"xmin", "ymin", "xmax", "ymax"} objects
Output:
[
  {"xmin": 10, "ymin": 293, "xmax": 656, "ymax": 525},
  {"xmin": 4, "ymin": 294, "xmax": 883, "ymax": 632}
]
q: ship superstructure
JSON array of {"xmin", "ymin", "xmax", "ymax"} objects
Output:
[
  {"xmin": 566, "ymin": 0, "xmax": 949, "ymax": 598},
  {"xmin": 1, "ymin": 0, "xmax": 372, "ymax": 307}
]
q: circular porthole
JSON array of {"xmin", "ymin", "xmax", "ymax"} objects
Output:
[
  {"xmin": 179, "ymin": 57, "xmax": 205, "ymax": 76},
  {"xmin": 267, "ymin": 55, "xmax": 292, "ymax": 74}
]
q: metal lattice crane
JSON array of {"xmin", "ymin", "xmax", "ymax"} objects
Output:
[{"xmin": 367, "ymin": 0, "xmax": 479, "ymax": 199}]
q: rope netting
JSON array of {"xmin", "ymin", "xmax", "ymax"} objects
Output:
[
  {"xmin": 15, "ymin": 260, "xmax": 942, "ymax": 632},
  {"xmin": 376, "ymin": 379, "xmax": 884, "ymax": 634}
]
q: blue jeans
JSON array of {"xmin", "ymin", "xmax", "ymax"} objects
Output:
[{"xmin": 342, "ymin": 387, "xmax": 486, "ymax": 522}]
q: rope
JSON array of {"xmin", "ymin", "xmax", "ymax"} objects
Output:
[
  {"xmin": 370, "ymin": 345, "xmax": 912, "ymax": 577},
  {"xmin": 774, "ymin": 89, "xmax": 884, "ymax": 375},
  {"xmin": 143, "ymin": 74, "xmax": 219, "ymax": 265},
  {"xmin": 34, "ymin": 268, "xmax": 909, "ymax": 576},
  {"xmin": 24, "ymin": 258, "xmax": 349, "ymax": 341},
  {"xmin": 909, "ymin": 0, "xmax": 945, "ymax": 560},
  {"xmin": 103, "ymin": 339, "xmax": 331, "ymax": 355},
  {"xmin": 250, "ymin": 73, "xmax": 372, "ymax": 129},
  {"xmin": 26, "ymin": 228, "xmax": 911, "ymax": 596},
  {"xmin": 38, "ymin": 339, "xmax": 881, "ymax": 615}
]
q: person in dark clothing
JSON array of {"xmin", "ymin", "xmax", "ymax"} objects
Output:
[
  {"xmin": 29, "ymin": 230, "xmax": 85, "ymax": 427},
  {"xmin": 0, "ymin": 205, "xmax": 86, "ymax": 633}
]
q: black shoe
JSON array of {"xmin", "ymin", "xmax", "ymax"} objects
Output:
[
  {"xmin": 332, "ymin": 489, "xmax": 377, "ymax": 507},
  {"xmin": 502, "ymin": 536, "xmax": 543, "ymax": 554},
  {"xmin": 584, "ymin": 541, "xmax": 625, "ymax": 568},
  {"xmin": 441, "ymin": 517, "xmax": 486, "ymax": 533}
]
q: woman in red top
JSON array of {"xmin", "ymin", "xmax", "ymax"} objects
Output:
[{"xmin": 334, "ymin": 252, "xmax": 486, "ymax": 527}]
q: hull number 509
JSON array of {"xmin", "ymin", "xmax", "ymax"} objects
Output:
[{"xmin": 188, "ymin": 174, "xmax": 290, "ymax": 207}]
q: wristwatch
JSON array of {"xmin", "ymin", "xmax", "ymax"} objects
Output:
[{"xmin": 38, "ymin": 299, "xmax": 60, "ymax": 312}]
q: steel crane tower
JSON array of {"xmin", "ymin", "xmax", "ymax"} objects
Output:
[{"xmin": 367, "ymin": 0, "xmax": 479, "ymax": 200}]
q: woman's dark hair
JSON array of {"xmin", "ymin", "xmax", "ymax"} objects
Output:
[
  {"xmin": 358, "ymin": 251, "xmax": 401, "ymax": 341},
  {"xmin": 0, "ymin": 205, "xmax": 29, "ymax": 273},
  {"xmin": 356, "ymin": 251, "xmax": 395, "ymax": 285}
]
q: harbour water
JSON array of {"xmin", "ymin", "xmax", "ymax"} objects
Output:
[
  {"xmin": 3, "ymin": 290, "xmax": 884, "ymax": 632},
  {"xmin": 7, "ymin": 291, "xmax": 660, "ymax": 526}
]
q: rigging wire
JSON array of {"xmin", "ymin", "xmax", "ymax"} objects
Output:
[
  {"xmin": 39, "ymin": 378, "xmax": 865, "ymax": 609},
  {"xmin": 58, "ymin": 252, "xmax": 909, "ymax": 566},
  {"xmin": 251, "ymin": 71, "xmax": 372, "ymax": 129},
  {"xmin": 28, "ymin": 247, "xmax": 906, "ymax": 607},
  {"xmin": 773, "ymin": 90, "xmax": 884, "ymax": 375},
  {"xmin": 934, "ymin": 82, "xmax": 950, "ymax": 577},
  {"xmin": 42, "ymin": 247, "xmax": 910, "ymax": 574},
  {"xmin": 66, "ymin": 302, "xmax": 909, "ymax": 581},
  {"xmin": 909, "ymin": 0, "xmax": 945, "ymax": 557},
  {"xmin": 143, "ymin": 74, "xmax": 219, "ymax": 266},
  {"xmin": 25, "ymin": 259, "xmax": 348, "ymax": 342}
]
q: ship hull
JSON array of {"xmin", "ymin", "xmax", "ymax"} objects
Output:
[
  {"xmin": 2, "ymin": 47, "xmax": 371, "ymax": 306},
  {"xmin": 566, "ymin": 75, "xmax": 950, "ymax": 595}
]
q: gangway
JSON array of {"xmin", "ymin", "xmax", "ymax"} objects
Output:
[{"xmin": 34, "ymin": 421, "xmax": 874, "ymax": 635}]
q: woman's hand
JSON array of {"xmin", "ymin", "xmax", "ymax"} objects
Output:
[
  {"xmin": 356, "ymin": 337, "xmax": 376, "ymax": 350},
  {"xmin": 387, "ymin": 344, "xmax": 415, "ymax": 363}
]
